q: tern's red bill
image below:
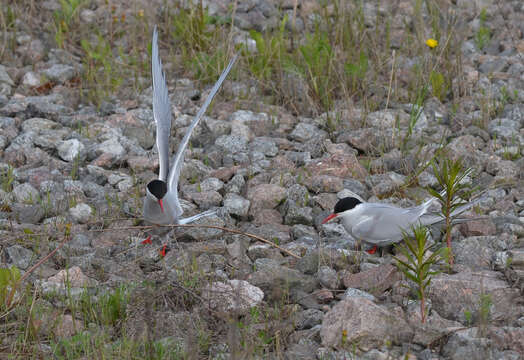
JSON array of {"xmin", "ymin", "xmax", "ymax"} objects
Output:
[
  {"xmin": 158, "ymin": 199, "xmax": 164, "ymax": 213},
  {"xmin": 322, "ymin": 213, "xmax": 338, "ymax": 224}
]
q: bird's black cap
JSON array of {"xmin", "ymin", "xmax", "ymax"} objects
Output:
[
  {"xmin": 147, "ymin": 180, "xmax": 168, "ymax": 200},
  {"xmin": 334, "ymin": 197, "xmax": 362, "ymax": 213}
]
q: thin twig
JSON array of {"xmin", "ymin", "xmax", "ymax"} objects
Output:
[
  {"xmin": 88, "ymin": 223, "xmax": 301, "ymax": 258},
  {"xmin": 385, "ymin": 49, "xmax": 396, "ymax": 111},
  {"xmin": 169, "ymin": 224, "xmax": 301, "ymax": 259}
]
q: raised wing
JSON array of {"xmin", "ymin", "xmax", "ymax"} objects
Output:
[
  {"xmin": 167, "ymin": 54, "xmax": 238, "ymax": 200},
  {"xmin": 152, "ymin": 26, "xmax": 172, "ymax": 181}
]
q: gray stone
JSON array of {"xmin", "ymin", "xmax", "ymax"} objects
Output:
[
  {"xmin": 250, "ymin": 137, "xmax": 278, "ymax": 157},
  {"xmin": 478, "ymin": 57, "xmax": 508, "ymax": 74},
  {"xmin": 336, "ymin": 128, "xmax": 395, "ymax": 154},
  {"xmin": 202, "ymin": 280, "xmax": 264, "ymax": 315},
  {"xmin": 26, "ymin": 96, "xmax": 73, "ymax": 119},
  {"xmin": 428, "ymin": 270, "xmax": 522, "ymax": 324},
  {"xmin": 243, "ymin": 223, "xmax": 291, "ymax": 245},
  {"xmin": 285, "ymin": 338, "xmax": 318, "ymax": 360},
  {"xmin": 188, "ymin": 190, "xmax": 222, "ymax": 209},
  {"xmin": 82, "ymin": 182, "xmax": 104, "ymax": 198},
  {"xmin": 63, "ymin": 180, "xmax": 85, "ymax": 196},
  {"xmin": 486, "ymin": 326, "xmax": 524, "ymax": 355},
  {"xmin": 366, "ymin": 172, "xmax": 406, "ymax": 196},
  {"xmin": 509, "ymin": 249, "xmax": 524, "ymax": 267},
  {"xmin": 80, "ymin": 8, "xmax": 96, "ymax": 23},
  {"xmin": 405, "ymin": 304, "xmax": 464, "ymax": 346},
  {"xmin": 21, "ymin": 71, "xmax": 42, "ymax": 87},
  {"xmin": 13, "ymin": 183, "xmax": 40, "ymax": 203},
  {"xmin": 291, "ymin": 224, "xmax": 318, "ymax": 240},
  {"xmin": 320, "ymin": 297, "xmax": 413, "ymax": 348},
  {"xmin": 57, "ymin": 139, "xmax": 85, "ymax": 162},
  {"xmin": 343, "ymin": 288, "xmax": 377, "ymax": 301},
  {"xmin": 285, "ymin": 150, "xmax": 311, "ymax": 166},
  {"xmin": 223, "ymin": 193, "xmax": 250, "ymax": 217},
  {"xmin": 418, "ymin": 170, "xmax": 439, "ymax": 188},
  {"xmin": 341, "ymin": 179, "xmax": 369, "ymax": 199},
  {"xmin": 289, "ymin": 123, "xmax": 327, "ymax": 142},
  {"xmin": 366, "ymin": 109, "xmax": 409, "ymax": 129},
  {"xmin": 226, "ymin": 237, "xmax": 249, "ymax": 260},
  {"xmin": 453, "ymin": 234, "xmax": 513, "ymax": 270},
  {"xmin": 224, "ymin": 174, "xmax": 245, "ymax": 194},
  {"xmin": 123, "ymin": 126, "xmax": 154, "ymax": 150},
  {"xmin": 12, "ymin": 203, "xmax": 45, "ymax": 224},
  {"xmin": 317, "ymin": 266, "xmax": 339, "ymax": 289},
  {"xmin": 32, "ymin": 129, "xmax": 69, "ymax": 150},
  {"xmin": 37, "ymin": 266, "xmax": 96, "ymax": 299},
  {"xmin": 342, "ymin": 264, "xmax": 401, "ymax": 296},
  {"xmin": 286, "ymin": 184, "xmax": 309, "ymax": 205},
  {"xmin": 199, "ymin": 177, "xmax": 224, "ymax": 192},
  {"xmin": 0, "ymin": 65, "xmax": 14, "ymax": 86},
  {"xmin": 21, "ymin": 117, "xmax": 60, "ymax": 133},
  {"xmin": 203, "ymin": 116, "xmax": 231, "ymax": 136},
  {"xmin": 69, "ymin": 234, "xmax": 91, "ymax": 248},
  {"xmin": 247, "ymin": 264, "xmax": 317, "ymax": 301},
  {"xmin": 69, "ymin": 203, "xmax": 92, "ymax": 224},
  {"xmin": 488, "ymin": 118, "xmax": 520, "ymax": 140},
  {"xmin": 294, "ymin": 308, "xmax": 324, "ymax": 330},
  {"xmin": 86, "ymin": 165, "xmax": 108, "ymax": 185},
  {"xmin": 246, "ymin": 183, "xmax": 286, "ymax": 211},
  {"xmin": 6, "ymin": 245, "xmax": 33, "ymax": 270},
  {"xmin": 42, "ymin": 64, "xmax": 76, "ymax": 84},
  {"xmin": 284, "ymin": 201, "xmax": 314, "ymax": 226},
  {"xmin": 442, "ymin": 328, "xmax": 494, "ymax": 360},
  {"xmin": 215, "ymin": 135, "xmax": 249, "ymax": 154},
  {"xmin": 229, "ymin": 110, "xmax": 273, "ymax": 138},
  {"xmin": 96, "ymin": 137, "xmax": 125, "ymax": 157},
  {"xmin": 308, "ymin": 175, "xmax": 344, "ymax": 194}
]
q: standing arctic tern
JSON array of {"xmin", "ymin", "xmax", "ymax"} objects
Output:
[
  {"xmin": 143, "ymin": 27, "xmax": 237, "ymax": 225},
  {"xmin": 322, "ymin": 195, "xmax": 481, "ymax": 253}
]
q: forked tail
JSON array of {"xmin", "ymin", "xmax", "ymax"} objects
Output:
[
  {"xmin": 420, "ymin": 195, "xmax": 486, "ymax": 226},
  {"xmin": 178, "ymin": 209, "xmax": 217, "ymax": 225}
]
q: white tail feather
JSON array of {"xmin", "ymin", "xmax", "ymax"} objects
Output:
[{"xmin": 177, "ymin": 209, "xmax": 217, "ymax": 225}]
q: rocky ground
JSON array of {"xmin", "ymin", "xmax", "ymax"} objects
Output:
[{"xmin": 0, "ymin": 0, "xmax": 523, "ymax": 359}]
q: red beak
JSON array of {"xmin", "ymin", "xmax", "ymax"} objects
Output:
[
  {"xmin": 158, "ymin": 199, "xmax": 164, "ymax": 213},
  {"xmin": 322, "ymin": 213, "xmax": 338, "ymax": 224}
]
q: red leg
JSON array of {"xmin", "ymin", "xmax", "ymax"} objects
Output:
[
  {"xmin": 366, "ymin": 245, "xmax": 378, "ymax": 254},
  {"xmin": 159, "ymin": 244, "xmax": 167, "ymax": 257}
]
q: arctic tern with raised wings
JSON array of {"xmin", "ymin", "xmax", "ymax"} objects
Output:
[{"xmin": 143, "ymin": 27, "xmax": 237, "ymax": 227}]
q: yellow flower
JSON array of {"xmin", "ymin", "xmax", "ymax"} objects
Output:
[
  {"xmin": 426, "ymin": 38, "xmax": 438, "ymax": 49},
  {"xmin": 138, "ymin": 9, "xmax": 144, "ymax": 18}
]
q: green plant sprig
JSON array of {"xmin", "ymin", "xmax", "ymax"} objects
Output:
[
  {"xmin": 427, "ymin": 157, "xmax": 473, "ymax": 266},
  {"xmin": 394, "ymin": 225, "xmax": 445, "ymax": 323}
]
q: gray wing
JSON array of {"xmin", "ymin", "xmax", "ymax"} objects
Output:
[
  {"xmin": 352, "ymin": 208, "xmax": 406, "ymax": 242},
  {"xmin": 353, "ymin": 201, "xmax": 433, "ymax": 242},
  {"xmin": 152, "ymin": 27, "xmax": 172, "ymax": 182},
  {"xmin": 167, "ymin": 54, "xmax": 238, "ymax": 209}
]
